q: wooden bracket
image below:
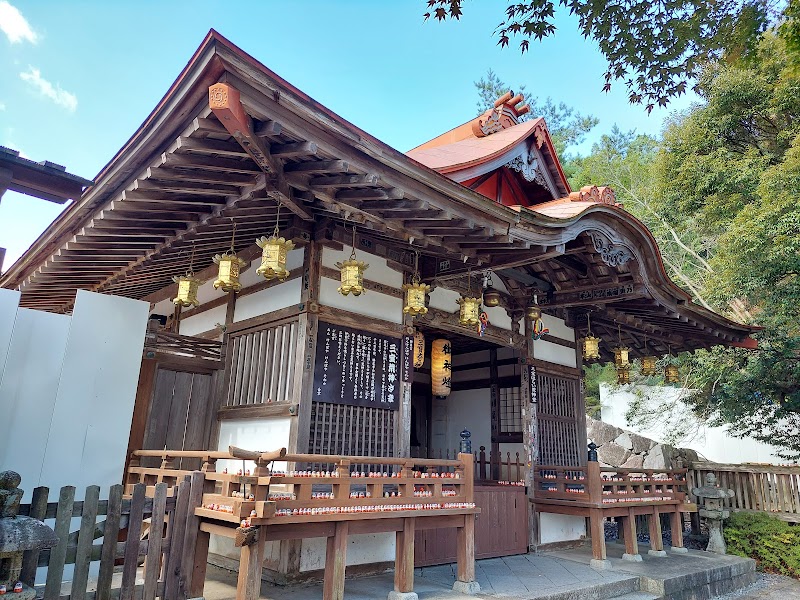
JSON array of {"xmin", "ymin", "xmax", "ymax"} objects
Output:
[{"xmin": 209, "ymin": 83, "xmax": 314, "ymax": 221}]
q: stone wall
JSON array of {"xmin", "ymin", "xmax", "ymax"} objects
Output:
[{"xmin": 586, "ymin": 416, "xmax": 698, "ymax": 469}]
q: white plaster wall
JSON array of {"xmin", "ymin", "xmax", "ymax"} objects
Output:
[
  {"xmin": 540, "ymin": 313, "xmax": 574, "ymax": 342},
  {"xmin": 0, "ymin": 290, "xmax": 148, "ymax": 500},
  {"xmin": 429, "ymin": 388, "xmax": 492, "ymax": 455},
  {"xmin": 600, "ymin": 384, "xmax": 787, "ymax": 464},
  {"xmin": 532, "ymin": 339, "xmax": 577, "ymax": 368},
  {"xmin": 300, "ymin": 533, "xmax": 396, "ymax": 571},
  {"xmin": 539, "ymin": 513, "xmax": 586, "ymax": 544},
  {"xmin": 428, "ymin": 287, "xmax": 460, "ymax": 313},
  {"xmin": 179, "ymin": 304, "xmax": 227, "ymax": 337},
  {"xmin": 483, "ymin": 305, "xmax": 512, "ymax": 331},
  {"xmin": 233, "ymin": 278, "xmax": 302, "ymax": 324},
  {"xmin": 319, "ymin": 277, "xmax": 403, "ymax": 324},
  {"xmin": 0, "ymin": 288, "xmax": 20, "ymax": 377}
]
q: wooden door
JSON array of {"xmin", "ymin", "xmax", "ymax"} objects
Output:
[{"xmin": 414, "ymin": 485, "xmax": 528, "ymax": 566}]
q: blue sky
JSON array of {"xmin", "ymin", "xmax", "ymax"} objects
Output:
[{"xmin": 0, "ymin": 1, "xmax": 696, "ymax": 269}]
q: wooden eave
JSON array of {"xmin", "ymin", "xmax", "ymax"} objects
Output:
[
  {"xmin": 0, "ymin": 29, "xmax": 758, "ymax": 355},
  {"xmin": 0, "ymin": 146, "xmax": 92, "ymax": 203}
]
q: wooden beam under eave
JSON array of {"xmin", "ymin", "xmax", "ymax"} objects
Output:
[{"xmin": 208, "ymin": 83, "xmax": 313, "ymax": 221}]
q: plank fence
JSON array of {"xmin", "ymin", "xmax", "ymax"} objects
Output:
[
  {"xmin": 18, "ymin": 473, "xmax": 204, "ymax": 600},
  {"xmin": 688, "ymin": 461, "xmax": 800, "ymax": 523}
]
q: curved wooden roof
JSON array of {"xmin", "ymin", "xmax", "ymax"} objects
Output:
[{"xmin": 0, "ymin": 30, "xmax": 756, "ymax": 356}]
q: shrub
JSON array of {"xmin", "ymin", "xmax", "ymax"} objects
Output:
[{"xmin": 724, "ymin": 512, "xmax": 800, "ymax": 578}]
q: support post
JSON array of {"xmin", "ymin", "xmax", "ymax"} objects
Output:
[
  {"xmin": 671, "ymin": 510, "xmax": 688, "ymax": 553},
  {"xmin": 621, "ymin": 509, "xmax": 642, "ymax": 562},
  {"xmin": 489, "ymin": 348, "xmax": 500, "ymax": 481},
  {"xmin": 390, "ymin": 517, "xmax": 416, "ymax": 599},
  {"xmin": 236, "ymin": 527, "xmax": 266, "ymax": 600},
  {"xmin": 323, "ymin": 521, "xmax": 349, "ymax": 600},
  {"xmin": 648, "ymin": 507, "xmax": 666, "ymax": 555}
]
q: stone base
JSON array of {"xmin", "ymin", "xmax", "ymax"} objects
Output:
[
  {"xmin": 388, "ymin": 591, "xmax": 418, "ymax": 600},
  {"xmin": 622, "ymin": 553, "xmax": 643, "ymax": 562},
  {"xmin": 452, "ymin": 580, "xmax": 481, "ymax": 595},
  {"xmin": 589, "ymin": 558, "xmax": 613, "ymax": 570},
  {"xmin": 648, "ymin": 550, "xmax": 668, "ymax": 557},
  {"xmin": 671, "ymin": 546, "xmax": 689, "ymax": 554}
]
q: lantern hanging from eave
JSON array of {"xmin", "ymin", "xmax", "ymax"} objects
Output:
[
  {"xmin": 616, "ymin": 367, "xmax": 631, "ymax": 385},
  {"xmin": 641, "ymin": 355, "xmax": 658, "ymax": 377},
  {"xmin": 403, "ymin": 252, "xmax": 430, "ymax": 315},
  {"xmin": 582, "ymin": 312, "xmax": 601, "ymax": 361},
  {"xmin": 413, "ymin": 331, "xmax": 426, "ymax": 368},
  {"xmin": 172, "ymin": 244, "xmax": 200, "ymax": 307},
  {"xmin": 431, "ymin": 338, "xmax": 452, "ymax": 397},
  {"xmin": 213, "ymin": 221, "xmax": 246, "ymax": 293},
  {"xmin": 336, "ymin": 223, "xmax": 369, "ymax": 296},
  {"xmin": 256, "ymin": 202, "xmax": 295, "ymax": 281},
  {"xmin": 457, "ymin": 295, "xmax": 482, "ymax": 326},
  {"xmin": 664, "ymin": 345, "xmax": 680, "ymax": 384},
  {"xmin": 482, "ymin": 271, "xmax": 501, "ymax": 307}
]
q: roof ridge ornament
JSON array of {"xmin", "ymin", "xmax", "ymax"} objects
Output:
[
  {"xmin": 569, "ymin": 185, "xmax": 620, "ymax": 206},
  {"xmin": 589, "ymin": 231, "xmax": 633, "ymax": 267},
  {"xmin": 471, "ymin": 91, "xmax": 530, "ymax": 138}
]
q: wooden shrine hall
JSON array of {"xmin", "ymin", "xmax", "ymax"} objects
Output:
[{"xmin": 1, "ymin": 30, "xmax": 757, "ymax": 598}]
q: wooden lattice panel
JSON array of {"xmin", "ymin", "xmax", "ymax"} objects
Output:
[
  {"xmin": 309, "ymin": 401, "xmax": 395, "ymax": 467},
  {"xmin": 536, "ymin": 372, "xmax": 582, "ymax": 467}
]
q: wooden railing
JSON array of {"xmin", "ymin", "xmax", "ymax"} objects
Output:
[
  {"xmin": 429, "ymin": 446, "xmax": 525, "ymax": 483},
  {"xmin": 143, "ymin": 330, "xmax": 223, "ymax": 364},
  {"xmin": 127, "ymin": 447, "xmax": 480, "ymax": 600},
  {"xmin": 535, "ymin": 462, "xmax": 689, "ymax": 508},
  {"xmin": 689, "ymin": 461, "xmax": 800, "ymax": 523}
]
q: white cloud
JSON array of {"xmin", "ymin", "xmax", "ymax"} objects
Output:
[
  {"xmin": 20, "ymin": 67, "xmax": 77, "ymax": 112},
  {"xmin": 0, "ymin": 1, "xmax": 38, "ymax": 44}
]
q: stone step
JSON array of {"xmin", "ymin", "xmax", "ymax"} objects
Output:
[
  {"xmin": 611, "ymin": 594, "xmax": 660, "ymax": 600},
  {"xmin": 530, "ymin": 577, "xmax": 641, "ymax": 600}
]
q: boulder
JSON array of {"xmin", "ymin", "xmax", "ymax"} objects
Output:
[
  {"xmin": 588, "ymin": 419, "xmax": 624, "ymax": 446},
  {"xmin": 621, "ymin": 454, "xmax": 644, "ymax": 469},
  {"xmin": 614, "ymin": 432, "xmax": 633, "ymax": 451},
  {"xmin": 643, "ymin": 444, "xmax": 671, "ymax": 469},
  {"xmin": 629, "ymin": 433, "xmax": 653, "ymax": 454},
  {"xmin": 597, "ymin": 442, "xmax": 631, "ymax": 467}
]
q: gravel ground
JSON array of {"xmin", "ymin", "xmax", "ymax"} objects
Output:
[{"xmin": 713, "ymin": 572, "xmax": 800, "ymax": 599}]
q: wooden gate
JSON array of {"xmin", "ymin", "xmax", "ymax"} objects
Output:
[
  {"xmin": 414, "ymin": 485, "xmax": 528, "ymax": 566},
  {"xmin": 127, "ymin": 331, "xmax": 223, "ymax": 471},
  {"xmin": 19, "ymin": 473, "xmax": 204, "ymax": 600}
]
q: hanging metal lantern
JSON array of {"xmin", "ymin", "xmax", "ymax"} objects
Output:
[
  {"xmin": 526, "ymin": 302, "xmax": 542, "ymax": 321},
  {"xmin": 213, "ymin": 252, "xmax": 246, "ymax": 292},
  {"xmin": 457, "ymin": 295, "xmax": 482, "ymax": 326},
  {"xmin": 431, "ymin": 338, "xmax": 452, "ymax": 397},
  {"xmin": 256, "ymin": 202, "xmax": 295, "ymax": 281},
  {"xmin": 172, "ymin": 244, "xmax": 200, "ymax": 307},
  {"xmin": 413, "ymin": 331, "xmax": 425, "ymax": 368},
  {"xmin": 613, "ymin": 345, "xmax": 630, "ymax": 369},
  {"xmin": 617, "ymin": 367, "xmax": 631, "ymax": 385},
  {"xmin": 641, "ymin": 355, "xmax": 658, "ymax": 376},
  {"xmin": 665, "ymin": 363, "xmax": 680, "ymax": 384},
  {"xmin": 172, "ymin": 274, "xmax": 200, "ymax": 307},
  {"xmin": 482, "ymin": 271, "xmax": 501, "ymax": 307},
  {"xmin": 582, "ymin": 312, "xmax": 601, "ymax": 361},
  {"xmin": 403, "ymin": 254, "xmax": 430, "ymax": 316},
  {"xmin": 336, "ymin": 223, "xmax": 368, "ymax": 296}
]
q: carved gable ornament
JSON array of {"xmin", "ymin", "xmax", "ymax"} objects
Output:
[
  {"xmin": 589, "ymin": 231, "xmax": 634, "ymax": 267},
  {"xmin": 505, "ymin": 146, "xmax": 557, "ymax": 197}
]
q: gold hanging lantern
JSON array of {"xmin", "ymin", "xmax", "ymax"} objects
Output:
[
  {"xmin": 431, "ymin": 338, "xmax": 452, "ymax": 397},
  {"xmin": 336, "ymin": 223, "xmax": 368, "ymax": 296},
  {"xmin": 613, "ymin": 325, "xmax": 631, "ymax": 384},
  {"xmin": 457, "ymin": 271, "xmax": 482, "ymax": 326},
  {"xmin": 213, "ymin": 221, "xmax": 246, "ymax": 293},
  {"xmin": 403, "ymin": 252, "xmax": 430, "ymax": 315},
  {"xmin": 256, "ymin": 202, "xmax": 295, "ymax": 281},
  {"xmin": 617, "ymin": 368, "xmax": 631, "ymax": 385},
  {"xmin": 526, "ymin": 301, "xmax": 542, "ymax": 321},
  {"xmin": 641, "ymin": 355, "xmax": 658, "ymax": 376},
  {"xmin": 413, "ymin": 331, "xmax": 425, "ymax": 368},
  {"xmin": 482, "ymin": 271, "xmax": 501, "ymax": 307},
  {"xmin": 665, "ymin": 364, "xmax": 680, "ymax": 384},
  {"xmin": 172, "ymin": 244, "xmax": 200, "ymax": 307},
  {"xmin": 582, "ymin": 312, "xmax": 601, "ymax": 361},
  {"xmin": 640, "ymin": 334, "xmax": 657, "ymax": 376}
]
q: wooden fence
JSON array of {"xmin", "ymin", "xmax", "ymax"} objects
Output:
[
  {"xmin": 18, "ymin": 473, "xmax": 204, "ymax": 600},
  {"xmin": 429, "ymin": 447, "xmax": 525, "ymax": 483},
  {"xmin": 689, "ymin": 461, "xmax": 800, "ymax": 523}
]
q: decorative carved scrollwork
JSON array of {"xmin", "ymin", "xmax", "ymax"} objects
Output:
[{"xmin": 589, "ymin": 231, "xmax": 634, "ymax": 267}]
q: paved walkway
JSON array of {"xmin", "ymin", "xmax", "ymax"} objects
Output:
[{"xmin": 732, "ymin": 574, "xmax": 800, "ymax": 600}]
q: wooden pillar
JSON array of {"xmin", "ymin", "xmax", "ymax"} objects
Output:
[
  {"xmin": 236, "ymin": 527, "xmax": 267, "ymax": 600},
  {"xmin": 489, "ymin": 348, "xmax": 500, "ymax": 481},
  {"xmin": 188, "ymin": 529, "xmax": 210, "ymax": 598},
  {"xmin": 394, "ymin": 517, "xmax": 416, "ymax": 593},
  {"xmin": 456, "ymin": 515, "xmax": 475, "ymax": 584},
  {"xmin": 621, "ymin": 509, "xmax": 640, "ymax": 558},
  {"xmin": 589, "ymin": 508, "xmax": 607, "ymax": 561},
  {"xmin": 521, "ymin": 317, "xmax": 538, "ymax": 550},
  {"xmin": 649, "ymin": 507, "xmax": 664, "ymax": 552},
  {"xmin": 123, "ymin": 358, "xmax": 157, "ymax": 480},
  {"xmin": 671, "ymin": 511, "xmax": 686, "ymax": 550},
  {"xmin": 323, "ymin": 521, "xmax": 349, "ymax": 600}
]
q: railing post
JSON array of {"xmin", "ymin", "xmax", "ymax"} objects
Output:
[{"xmin": 478, "ymin": 446, "xmax": 487, "ymax": 481}]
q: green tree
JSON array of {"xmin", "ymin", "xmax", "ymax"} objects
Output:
[
  {"xmin": 426, "ymin": 0, "xmax": 778, "ymax": 111},
  {"xmin": 474, "ymin": 69, "xmax": 598, "ymax": 156}
]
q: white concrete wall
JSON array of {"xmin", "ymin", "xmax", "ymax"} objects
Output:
[
  {"xmin": 0, "ymin": 289, "xmax": 149, "ymax": 501},
  {"xmin": 539, "ymin": 513, "xmax": 586, "ymax": 544},
  {"xmin": 532, "ymin": 313, "xmax": 576, "ymax": 368},
  {"xmin": 600, "ymin": 384, "xmax": 787, "ymax": 464}
]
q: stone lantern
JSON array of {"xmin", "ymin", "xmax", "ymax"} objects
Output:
[
  {"xmin": 692, "ymin": 472, "xmax": 735, "ymax": 554},
  {"xmin": 0, "ymin": 472, "xmax": 59, "ymax": 599}
]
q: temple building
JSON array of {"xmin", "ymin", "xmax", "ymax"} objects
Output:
[{"xmin": 0, "ymin": 31, "xmax": 756, "ymax": 581}]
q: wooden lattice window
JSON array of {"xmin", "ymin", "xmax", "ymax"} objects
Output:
[
  {"xmin": 498, "ymin": 387, "xmax": 523, "ymax": 442},
  {"xmin": 226, "ymin": 319, "xmax": 299, "ymax": 406},
  {"xmin": 536, "ymin": 371, "xmax": 584, "ymax": 467},
  {"xmin": 309, "ymin": 401, "xmax": 395, "ymax": 468}
]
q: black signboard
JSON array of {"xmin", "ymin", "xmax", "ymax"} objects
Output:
[{"xmin": 313, "ymin": 321, "xmax": 402, "ymax": 410}]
